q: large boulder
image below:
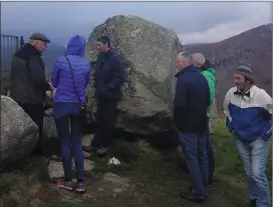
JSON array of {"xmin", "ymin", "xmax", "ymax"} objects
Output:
[
  {"xmin": 0, "ymin": 96, "xmax": 39, "ymax": 168},
  {"xmin": 86, "ymin": 15, "xmax": 182, "ymax": 135}
]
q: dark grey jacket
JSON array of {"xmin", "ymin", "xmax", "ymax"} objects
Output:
[{"xmin": 10, "ymin": 43, "xmax": 50, "ymax": 104}]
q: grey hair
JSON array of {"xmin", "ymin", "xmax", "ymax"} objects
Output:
[
  {"xmin": 192, "ymin": 53, "xmax": 206, "ymax": 65},
  {"xmin": 177, "ymin": 51, "xmax": 193, "ymax": 64}
]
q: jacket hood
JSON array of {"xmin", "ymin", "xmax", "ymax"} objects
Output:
[
  {"xmin": 200, "ymin": 60, "xmax": 215, "ymax": 76},
  {"xmin": 175, "ymin": 64, "xmax": 197, "ymax": 78},
  {"xmin": 66, "ymin": 35, "xmax": 86, "ymax": 57}
]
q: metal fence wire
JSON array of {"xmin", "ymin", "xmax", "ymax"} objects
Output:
[{"xmin": 1, "ymin": 35, "xmax": 24, "ymax": 75}]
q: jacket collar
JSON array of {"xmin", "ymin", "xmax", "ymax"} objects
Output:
[
  {"xmin": 100, "ymin": 48, "xmax": 115, "ymax": 58},
  {"xmin": 200, "ymin": 59, "xmax": 213, "ymax": 71},
  {"xmin": 175, "ymin": 64, "xmax": 198, "ymax": 78},
  {"xmin": 234, "ymin": 85, "xmax": 256, "ymax": 101},
  {"xmin": 14, "ymin": 43, "xmax": 41, "ymax": 61}
]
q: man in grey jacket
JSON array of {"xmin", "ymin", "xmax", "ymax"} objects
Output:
[{"xmin": 10, "ymin": 33, "xmax": 54, "ymax": 152}]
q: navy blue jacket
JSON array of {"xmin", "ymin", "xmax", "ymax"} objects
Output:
[
  {"xmin": 173, "ymin": 65, "xmax": 210, "ymax": 133},
  {"xmin": 93, "ymin": 49, "xmax": 125, "ymax": 100}
]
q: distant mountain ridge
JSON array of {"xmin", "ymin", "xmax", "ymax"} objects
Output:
[
  {"xmin": 183, "ymin": 43, "xmax": 206, "ymax": 50},
  {"xmin": 186, "ymin": 23, "xmax": 272, "ymax": 107}
]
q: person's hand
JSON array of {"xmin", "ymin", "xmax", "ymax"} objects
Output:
[
  {"xmin": 45, "ymin": 91, "xmax": 52, "ymax": 99},
  {"xmin": 48, "ymin": 82, "xmax": 55, "ymax": 91}
]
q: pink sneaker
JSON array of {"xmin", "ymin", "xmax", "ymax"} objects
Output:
[{"xmin": 57, "ymin": 179, "xmax": 73, "ymax": 191}]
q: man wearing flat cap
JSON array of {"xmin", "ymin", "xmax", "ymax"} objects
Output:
[
  {"xmin": 10, "ymin": 32, "xmax": 55, "ymax": 153},
  {"xmin": 223, "ymin": 65, "xmax": 272, "ymax": 207}
]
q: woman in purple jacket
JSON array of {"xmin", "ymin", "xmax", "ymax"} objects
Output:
[{"xmin": 51, "ymin": 35, "xmax": 90, "ymax": 192}]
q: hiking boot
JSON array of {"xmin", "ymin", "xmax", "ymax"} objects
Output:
[
  {"xmin": 179, "ymin": 191, "xmax": 205, "ymax": 203},
  {"xmin": 188, "ymin": 185, "xmax": 208, "ymax": 198},
  {"xmin": 57, "ymin": 179, "xmax": 73, "ymax": 191},
  {"xmin": 75, "ymin": 181, "xmax": 87, "ymax": 193},
  {"xmin": 95, "ymin": 147, "xmax": 111, "ymax": 156}
]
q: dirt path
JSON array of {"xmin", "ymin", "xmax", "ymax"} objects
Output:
[{"xmin": 1, "ymin": 132, "xmax": 250, "ymax": 207}]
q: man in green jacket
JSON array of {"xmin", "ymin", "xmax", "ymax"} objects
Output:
[{"xmin": 193, "ymin": 53, "xmax": 216, "ymax": 185}]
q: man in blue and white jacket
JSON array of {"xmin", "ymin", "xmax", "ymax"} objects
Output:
[{"xmin": 223, "ymin": 65, "xmax": 272, "ymax": 207}]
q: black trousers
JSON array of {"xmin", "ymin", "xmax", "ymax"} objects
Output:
[
  {"xmin": 92, "ymin": 99, "xmax": 118, "ymax": 148},
  {"xmin": 18, "ymin": 103, "xmax": 44, "ymax": 145}
]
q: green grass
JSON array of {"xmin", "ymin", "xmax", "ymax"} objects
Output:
[{"xmin": 0, "ymin": 119, "xmax": 271, "ymax": 207}]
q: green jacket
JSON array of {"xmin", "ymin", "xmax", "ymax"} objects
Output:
[{"xmin": 200, "ymin": 62, "xmax": 216, "ymax": 117}]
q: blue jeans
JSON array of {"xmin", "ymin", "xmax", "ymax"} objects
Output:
[
  {"xmin": 236, "ymin": 138, "xmax": 271, "ymax": 207},
  {"xmin": 178, "ymin": 131, "xmax": 208, "ymax": 198},
  {"xmin": 54, "ymin": 114, "xmax": 84, "ymax": 182},
  {"xmin": 206, "ymin": 129, "xmax": 215, "ymax": 184}
]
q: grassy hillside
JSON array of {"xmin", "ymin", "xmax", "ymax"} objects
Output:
[{"xmin": 0, "ymin": 119, "xmax": 271, "ymax": 207}]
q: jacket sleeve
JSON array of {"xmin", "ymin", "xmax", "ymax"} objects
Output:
[
  {"xmin": 173, "ymin": 77, "xmax": 187, "ymax": 125},
  {"xmin": 223, "ymin": 89, "xmax": 233, "ymax": 132},
  {"xmin": 260, "ymin": 89, "xmax": 272, "ymax": 120},
  {"xmin": 28, "ymin": 56, "xmax": 50, "ymax": 91},
  {"xmin": 207, "ymin": 74, "xmax": 216, "ymax": 105},
  {"xmin": 105, "ymin": 56, "xmax": 125, "ymax": 90},
  {"xmin": 51, "ymin": 59, "xmax": 60, "ymax": 88}
]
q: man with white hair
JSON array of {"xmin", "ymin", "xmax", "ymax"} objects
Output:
[
  {"xmin": 10, "ymin": 32, "xmax": 55, "ymax": 153},
  {"xmin": 174, "ymin": 51, "xmax": 210, "ymax": 202},
  {"xmin": 193, "ymin": 53, "xmax": 216, "ymax": 185}
]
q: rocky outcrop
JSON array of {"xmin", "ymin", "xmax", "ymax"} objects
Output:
[
  {"xmin": 0, "ymin": 95, "xmax": 39, "ymax": 168},
  {"xmin": 86, "ymin": 15, "xmax": 182, "ymax": 135},
  {"xmin": 43, "ymin": 109, "xmax": 58, "ymax": 138}
]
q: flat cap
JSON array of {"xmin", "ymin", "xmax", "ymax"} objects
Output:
[{"xmin": 29, "ymin": 32, "xmax": 51, "ymax": 43}]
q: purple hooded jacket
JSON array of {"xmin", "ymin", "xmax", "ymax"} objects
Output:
[{"xmin": 51, "ymin": 35, "xmax": 90, "ymax": 103}]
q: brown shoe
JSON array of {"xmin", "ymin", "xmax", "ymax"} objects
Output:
[{"xmin": 179, "ymin": 187, "xmax": 206, "ymax": 203}]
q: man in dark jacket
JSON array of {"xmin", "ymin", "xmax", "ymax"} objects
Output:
[
  {"xmin": 89, "ymin": 36, "xmax": 125, "ymax": 156},
  {"xmin": 174, "ymin": 52, "xmax": 210, "ymax": 202},
  {"xmin": 10, "ymin": 33, "xmax": 54, "ymax": 151}
]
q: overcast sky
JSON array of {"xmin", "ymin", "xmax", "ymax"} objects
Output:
[{"xmin": 1, "ymin": 2, "xmax": 271, "ymax": 45}]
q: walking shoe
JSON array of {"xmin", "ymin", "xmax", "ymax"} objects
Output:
[
  {"xmin": 75, "ymin": 181, "xmax": 87, "ymax": 192},
  {"xmin": 57, "ymin": 179, "xmax": 73, "ymax": 191},
  {"xmin": 95, "ymin": 147, "xmax": 111, "ymax": 156},
  {"xmin": 179, "ymin": 187, "xmax": 206, "ymax": 203},
  {"xmin": 179, "ymin": 192, "xmax": 205, "ymax": 203},
  {"xmin": 188, "ymin": 185, "xmax": 208, "ymax": 198}
]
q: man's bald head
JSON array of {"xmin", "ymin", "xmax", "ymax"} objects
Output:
[
  {"xmin": 176, "ymin": 51, "xmax": 193, "ymax": 71},
  {"xmin": 192, "ymin": 53, "xmax": 206, "ymax": 69}
]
